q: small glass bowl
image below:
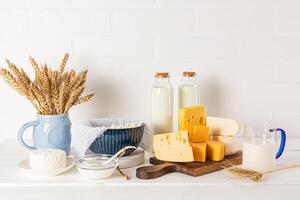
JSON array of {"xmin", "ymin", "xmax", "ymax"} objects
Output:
[{"xmin": 76, "ymin": 154, "xmax": 119, "ymax": 180}]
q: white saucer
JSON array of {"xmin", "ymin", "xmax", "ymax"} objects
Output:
[
  {"xmin": 18, "ymin": 157, "xmax": 74, "ymax": 177},
  {"xmin": 119, "ymin": 149, "xmax": 145, "ymax": 169}
]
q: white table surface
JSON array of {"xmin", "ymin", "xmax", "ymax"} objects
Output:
[{"xmin": 1, "ymin": 139, "xmax": 300, "ymax": 200}]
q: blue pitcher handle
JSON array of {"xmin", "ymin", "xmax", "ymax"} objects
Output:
[
  {"xmin": 18, "ymin": 120, "xmax": 40, "ymax": 150},
  {"xmin": 274, "ymin": 128, "xmax": 286, "ymax": 159}
]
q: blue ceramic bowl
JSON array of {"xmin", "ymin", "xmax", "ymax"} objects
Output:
[{"xmin": 89, "ymin": 123, "xmax": 145, "ymax": 156}]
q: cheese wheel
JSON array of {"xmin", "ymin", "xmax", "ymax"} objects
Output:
[
  {"xmin": 211, "ymin": 136, "xmax": 240, "ymax": 156},
  {"xmin": 29, "ymin": 149, "xmax": 67, "ymax": 171},
  {"xmin": 206, "ymin": 116, "xmax": 239, "ymax": 136}
]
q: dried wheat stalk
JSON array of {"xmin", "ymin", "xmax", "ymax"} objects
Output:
[
  {"xmin": 224, "ymin": 160, "xmax": 300, "ymax": 182},
  {"xmin": 0, "ymin": 53, "xmax": 94, "ymax": 115},
  {"xmin": 226, "ymin": 166, "xmax": 264, "ymax": 182},
  {"xmin": 74, "ymin": 94, "xmax": 95, "ymax": 105}
]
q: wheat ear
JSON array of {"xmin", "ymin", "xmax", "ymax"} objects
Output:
[
  {"xmin": 50, "ymin": 71, "xmax": 59, "ymax": 114},
  {"xmin": 31, "ymin": 83, "xmax": 50, "ymax": 114},
  {"xmin": 0, "ymin": 68, "xmax": 20, "ymax": 91},
  {"xmin": 59, "ymin": 53, "xmax": 69, "ymax": 75},
  {"xmin": 29, "ymin": 56, "xmax": 40, "ymax": 76},
  {"xmin": 64, "ymin": 85, "xmax": 84, "ymax": 113},
  {"xmin": 226, "ymin": 164, "xmax": 300, "ymax": 183},
  {"xmin": 74, "ymin": 93, "xmax": 95, "ymax": 105},
  {"xmin": 58, "ymin": 80, "xmax": 67, "ymax": 114},
  {"xmin": 40, "ymin": 65, "xmax": 53, "ymax": 114},
  {"xmin": 226, "ymin": 167, "xmax": 263, "ymax": 182}
]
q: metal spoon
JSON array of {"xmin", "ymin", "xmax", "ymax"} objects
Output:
[{"xmin": 101, "ymin": 146, "xmax": 136, "ymax": 166}]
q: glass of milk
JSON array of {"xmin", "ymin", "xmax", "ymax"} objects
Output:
[
  {"xmin": 178, "ymin": 71, "xmax": 199, "ymax": 108},
  {"xmin": 242, "ymin": 121, "xmax": 286, "ymax": 172},
  {"xmin": 151, "ymin": 72, "xmax": 173, "ymax": 134}
]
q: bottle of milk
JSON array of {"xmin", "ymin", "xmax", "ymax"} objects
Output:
[
  {"xmin": 178, "ymin": 71, "xmax": 199, "ymax": 108},
  {"xmin": 151, "ymin": 72, "xmax": 173, "ymax": 134}
]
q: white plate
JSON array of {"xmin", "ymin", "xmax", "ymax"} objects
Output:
[
  {"xmin": 119, "ymin": 149, "xmax": 145, "ymax": 169},
  {"xmin": 18, "ymin": 157, "xmax": 74, "ymax": 177}
]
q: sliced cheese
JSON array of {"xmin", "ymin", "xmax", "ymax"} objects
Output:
[
  {"xmin": 192, "ymin": 125, "xmax": 209, "ymax": 142},
  {"xmin": 207, "ymin": 141, "xmax": 225, "ymax": 161},
  {"xmin": 211, "ymin": 135, "xmax": 240, "ymax": 156},
  {"xmin": 190, "ymin": 143, "xmax": 207, "ymax": 162},
  {"xmin": 153, "ymin": 131, "xmax": 194, "ymax": 162},
  {"xmin": 179, "ymin": 106, "xmax": 206, "ymax": 141},
  {"xmin": 206, "ymin": 116, "xmax": 239, "ymax": 136}
]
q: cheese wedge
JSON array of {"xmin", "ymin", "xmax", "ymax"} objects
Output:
[
  {"xmin": 192, "ymin": 125, "xmax": 209, "ymax": 142},
  {"xmin": 207, "ymin": 141, "xmax": 225, "ymax": 161},
  {"xmin": 153, "ymin": 131, "xmax": 194, "ymax": 162},
  {"xmin": 179, "ymin": 106, "xmax": 206, "ymax": 141},
  {"xmin": 190, "ymin": 143, "xmax": 207, "ymax": 162},
  {"xmin": 206, "ymin": 116, "xmax": 239, "ymax": 136},
  {"xmin": 211, "ymin": 135, "xmax": 240, "ymax": 156}
]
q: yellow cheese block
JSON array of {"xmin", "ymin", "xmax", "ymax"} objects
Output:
[
  {"xmin": 179, "ymin": 106, "xmax": 206, "ymax": 141},
  {"xmin": 190, "ymin": 143, "xmax": 207, "ymax": 162},
  {"xmin": 206, "ymin": 141, "xmax": 225, "ymax": 161},
  {"xmin": 153, "ymin": 131, "xmax": 194, "ymax": 162},
  {"xmin": 192, "ymin": 125, "xmax": 209, "ymax": 142}
]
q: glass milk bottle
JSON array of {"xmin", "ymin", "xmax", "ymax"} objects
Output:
[
  {"xmin": 178, "ymin": 72, "xmax": 199, "ymax": 108},
  {"xmin": 151, "ymin": 72, "xmax": 173, "ymax": 134}
]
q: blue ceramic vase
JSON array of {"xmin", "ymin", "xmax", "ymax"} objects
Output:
[{"xmin": 17, "ymin": 113, "xmax": 71, "ymax": 154}]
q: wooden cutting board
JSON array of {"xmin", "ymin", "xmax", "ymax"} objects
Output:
[{"xmin": 136, "ymin": 152, "xmax": 242, "ymax": 179}]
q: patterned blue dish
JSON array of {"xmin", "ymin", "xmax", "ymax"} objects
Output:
[{"xmin": 89, "ymin": 123, "xmax": 145, "ymax": 156}]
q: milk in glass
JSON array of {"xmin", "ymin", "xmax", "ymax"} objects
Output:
[
  {"xmin": 178, "ymin": 72, "xmax": 199, "ymax": 108},
  {"xmin": 243, "ymin": 139, "xmax": 276, "ymax": 172},
  {"xmin": 151, "ymin": 72, "xmax": 173, "ymax": 134}
]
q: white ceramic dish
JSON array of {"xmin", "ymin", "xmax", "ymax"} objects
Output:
[
  {"xmin": 18, "ymin": 157, "xmax": 74, "ymax": 177},
  {"xmin": 76, "ymin": 155, "xmax": 119, "ymax": 180},
  {"xmin": 119, "ymin": 149, "xmax": 145, "ymax": 169}
]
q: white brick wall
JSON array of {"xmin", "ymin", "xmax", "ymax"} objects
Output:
[
  {"xmin": 112, "ymin": 9, "xmax": 195, "ymax": 33},
  {"xmin": 157, "ymin": 35, "xmax": 237, "ymax": 60},
  {"xmin": 1, "ymin": 0, "xmax": 300, "ymax": 142},
  {"xmin": 29, "ymin": 10, "xmax": 111, "ymax": 35}
]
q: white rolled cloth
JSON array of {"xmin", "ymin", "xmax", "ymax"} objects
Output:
[{"xmin": 70, "ymin": 118, "xmax": 152, "ymax": 158}]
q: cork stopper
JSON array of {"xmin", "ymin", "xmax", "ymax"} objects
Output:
[
  {"xmin": 183, "ymin": 71, "xmax": 196, "ymax": 77},
  {"xmin": 155, "ymin": 72, "xmax": 170, "ymax": 78}
]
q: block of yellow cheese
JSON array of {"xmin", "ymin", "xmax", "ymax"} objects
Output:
[
  {"xmin": 192, "ymin": 125, "xmax": 209, "ymax": 142},
  {"xmin": 190, "ymin": 143, "xmax": 207, "ymax": 162},
  {"xmin": 153, "ymin": 131, "xmax": 194, "ymax": 162},
  {"xmin": 206, "ymin": 141, "xmax": 225, "ymax": 161},
  {"xmin": 179, "ymin": 106, "xmax": 206, "ymax": 141}
]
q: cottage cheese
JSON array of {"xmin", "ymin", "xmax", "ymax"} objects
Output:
[
  {"xmin": 109, "ymin": 122, "xmax": 141, "ymax": 129},
  {"xmin": 29, "ymin": 149, "xmax": 67, "ymax": 170}
]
